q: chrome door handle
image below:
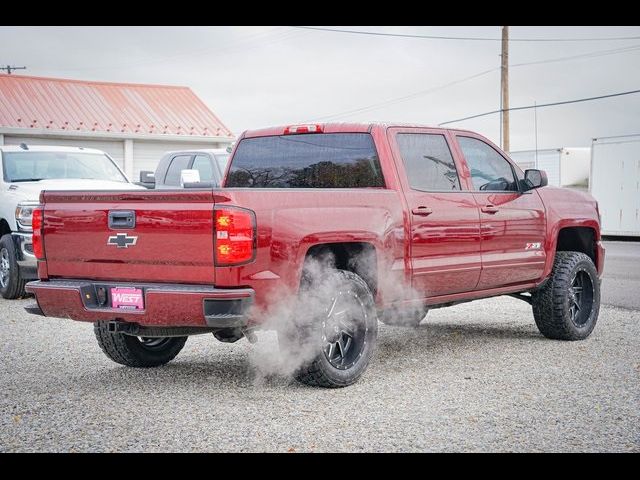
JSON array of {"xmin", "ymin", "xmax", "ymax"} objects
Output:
[
  {"xmin": 412, "ymin": 206, "xmax": 433, "ymax": 216},
  {"xmin": 481, "ymin": 204, "xmax": 499, "ymax": 214}
]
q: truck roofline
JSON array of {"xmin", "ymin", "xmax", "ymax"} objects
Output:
[
  {"xmin": 160, "ymin": 148, "xmax": 229, "ymax": 157},
  {"xmin": 240, "ymin": 122, "xmax": 476, "ymax": 139}
]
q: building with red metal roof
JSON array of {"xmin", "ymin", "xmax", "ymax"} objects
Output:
[{"xmin": 0, "ymin": 74, "xmax": 234, "ymax": 179}]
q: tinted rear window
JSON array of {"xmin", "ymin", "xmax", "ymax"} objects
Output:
[{"xmin": 225, "ymin": 133, "xmax": 384, "ymax": 188}]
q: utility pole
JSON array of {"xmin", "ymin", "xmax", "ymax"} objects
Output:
[
  {"xmin": 501, "ymin": 26, "xmax": 509, "ymax": 152},
  {"xmin": 1, "ymin": 65, "xmax": 26, "ymax": 75}
]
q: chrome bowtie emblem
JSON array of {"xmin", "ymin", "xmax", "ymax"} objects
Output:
[{"xmin": 107, "ymin": 233, "xmax": 138, "ymax": 249}]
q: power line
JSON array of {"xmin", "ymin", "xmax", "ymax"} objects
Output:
[
  {"xmin": 290, "ymin": 26, "xmax": 640, "ymax": 42},
  {"xmin": 307, "ymin": 43, "xmax": 640, "ymax": 122},
  {"xmin": 438, "ymin": 89, "xmax": 640, "ymax": 126},
  {"xmin": 307, "ymin": 68, "xmax": 498, "ymax": 122},
  {"xmin": 52, "ymin": 27, "xmax": 301, "ymax": 73},
  {"xmin": 511, "ymin": 43, "xmax": 640, "ymax": 67}
]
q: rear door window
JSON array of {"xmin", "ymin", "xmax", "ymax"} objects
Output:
[
  {"xmin": 225, "ymin": 133, "xmax": 384, "ymax": 188},
  {"xmin": 396, "ymin": 133, "xmax": 461, "ymax": 191},
  {"xmin": 164, "ymin": 155, "xmax": 192, "ymax": 186}
]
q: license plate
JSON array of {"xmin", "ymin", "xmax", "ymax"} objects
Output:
[{"xmin": 110, "ymin": 287, "xmax": 144, "ymax": 310}]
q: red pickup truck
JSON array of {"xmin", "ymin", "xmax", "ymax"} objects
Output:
[{"xmin": 25, "ymin": 123, "xmax": 604, "ymax": 388}]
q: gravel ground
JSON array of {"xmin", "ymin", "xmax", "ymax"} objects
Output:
[{"xmin": 0, "ymin": 294, "xmax": 638, "ymax": 452}]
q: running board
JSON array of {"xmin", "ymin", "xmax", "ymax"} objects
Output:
[{"xmin": 506, "ymin": 293, "xmax": 533, "ymax": 305}]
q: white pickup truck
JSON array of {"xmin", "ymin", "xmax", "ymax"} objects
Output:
[{"xmin": 0, "ymin": 144, "xmax": 144, "ymax": 299}]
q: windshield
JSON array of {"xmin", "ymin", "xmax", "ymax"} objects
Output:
[{"xmin": 2, "ymin": 151, "xmax": 128, "ymax": 183}]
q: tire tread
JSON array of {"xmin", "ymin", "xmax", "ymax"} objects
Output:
[
  {"xmin": 0, "ymin": 234, "xmax": 27, "ymax": 300},
  {"xmin": 532, "ymin": 251, "xmax": 600, "ymax": 340},
  {"xmin": 94, "ymin": 321, "xmax": 187, "ymax": 367},
  {"xmin": 295, "ymin": 270, "xmax": 376, "ymax": 388}
]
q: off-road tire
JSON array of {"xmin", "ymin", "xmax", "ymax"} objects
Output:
[
  {"xmin": 292, "ymin": 269, "xmax": 378, "ymax": 388},
  {"xmin": 0, "ymin": 234, "xmax": 27, "ymax": 300},
  {"xmin": 532, "ymin": 251, "xmax": 600, "ymax": 340},
  {"xmin": 94, "ymin": 321, "xmax": 187, "ymax": 367}
]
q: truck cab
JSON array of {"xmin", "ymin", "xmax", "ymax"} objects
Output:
[{"xmin": 137, "ymin": 148, "xmax": 230, "ymax": 189}]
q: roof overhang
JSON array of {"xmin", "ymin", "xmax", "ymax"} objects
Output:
[{"xmin": 0, "ymin": 126, "xmax": 234, "ymax": 143}]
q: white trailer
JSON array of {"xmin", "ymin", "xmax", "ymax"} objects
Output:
[
  {"xmin": 509, "ymin": 147, "xmax": 591, "ymax": 189},
  {"xmin": 590, "ymin": 134, "xmax": 640, "ymax": 237}
]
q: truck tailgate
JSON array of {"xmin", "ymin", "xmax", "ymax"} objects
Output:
[{"xmin": 41, "ymin": 190, "xmax": 216, "ymax": 284}]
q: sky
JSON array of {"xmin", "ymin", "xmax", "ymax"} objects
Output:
[{"xmin": 1, "ymin": 25, "xmax": 639, "ymax": 151}]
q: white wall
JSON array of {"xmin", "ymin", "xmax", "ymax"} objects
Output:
[
  {"xmin": 509, "ymin": 149, "xmax": 561, "ymax": 187},
  {"xmin": 509, "ymin": 148, "xmax": 591, "ymax": 188},
  {"xmin": 131, "ymin": 140, "xmax": 225, "ymax": 179},
  {"xmin": 559, "ymin": 148, "xmax": 591, "ymax": 188},
  {"xmin": 590, "ymin": 136, "xmax": 640, "ymax": 236}
]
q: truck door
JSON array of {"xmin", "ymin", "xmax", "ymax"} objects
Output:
[
  {"xmin": 452, "ymin": 133, "xmax": 547, "ymax": 289},
  {"xmin": 388, "ymin": 128, "xmax": 481, "ymax": 298}
]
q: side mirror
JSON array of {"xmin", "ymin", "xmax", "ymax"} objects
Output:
[
  {"xmin": 524, "ymin": 169, "xmax": 548, "ymax": 190},
  {"xmin": 180, "ymin": 169, "xmax": 201, "ymax": 187},
  {"xmin": 139, "ymin": 171, "xmax": 155, "ymax": 185}
]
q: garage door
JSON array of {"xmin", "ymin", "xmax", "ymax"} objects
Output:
[
  {"xmin": 132, "ymin": 140, "xmax": 224, "ymax": 179},
  {"xmin": 4, "ymin": 136, "xmax": 125, "ymax": 169}
]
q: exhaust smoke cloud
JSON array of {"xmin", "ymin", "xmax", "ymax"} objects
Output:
[{"xmin": 246, "ymin": 249, "xmax": 427, "ymax": 385}]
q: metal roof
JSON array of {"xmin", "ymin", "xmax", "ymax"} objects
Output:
[{"xmin": 0, "ymin": 74, "xmax": 234, "ymax": 139}]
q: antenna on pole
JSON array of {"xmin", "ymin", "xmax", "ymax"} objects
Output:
[
  {"xmin": 499, "ymin": 53, "xmax": 503, "ymax": 149},
  {"xmin": 501, "ymin": 26, "xmax": 510, "ymax": 152},
  {"xmin": 0, "ymin": 65, "xmax": 27, "ymax": 75},
  {"xmin": 534, "ymin": 100, "xmax": 539, "ymax": 169}
]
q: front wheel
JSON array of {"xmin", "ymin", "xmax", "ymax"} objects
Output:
[
  {"xmin": 0, "ymin": 234, "xmax": 27, "ymax": 300},
  {"xmin": 532, "ymin": 251, "xmax": 601, "ymax": 340},
  {"xmin": 289, "ymin": 269, "xmax": 378, "ymax": 388},
  {"xmin": 94, "ymin": 321, "xmax": 187, "ymax": 367}
]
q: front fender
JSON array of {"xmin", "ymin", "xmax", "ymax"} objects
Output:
[{"xmin": 542, "ymin": 218, "xmax": 602, "ymax": 280}]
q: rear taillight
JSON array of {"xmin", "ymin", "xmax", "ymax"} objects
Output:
[
  {"xmin": 32, "ymin": 207, "xmax": 45, "ymax": 260},
  {"xmin": 214, "ymin": 207, "xmax": 256, "ymax": 266},
  {"xmin": 283, "ymin": 124, "xmax": 323, "ymax": 135}
]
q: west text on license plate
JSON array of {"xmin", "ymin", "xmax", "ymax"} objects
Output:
[{"xmin": 110, "ymin": 288, "xmax": 144, "ymax": 310}]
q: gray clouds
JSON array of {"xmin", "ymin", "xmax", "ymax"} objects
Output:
[{"xmin": 1, "ymin": 25, "xmax": 639, "ymax": 149}]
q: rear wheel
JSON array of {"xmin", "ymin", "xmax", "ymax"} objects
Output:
[
  {"xmin": 94, "ymin": 321, "xmax": 187, "ymax": 367},
  {"xmin": 288, "ymin": 269, "xmax": 378, "ymax": 388},
  {"xmin": 0, "ymin": 234, "xmax": 27, "ymax": 300},
  {"xmin": 532, "ymin": 251, "xmax": 600, "ymax": 340}
]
